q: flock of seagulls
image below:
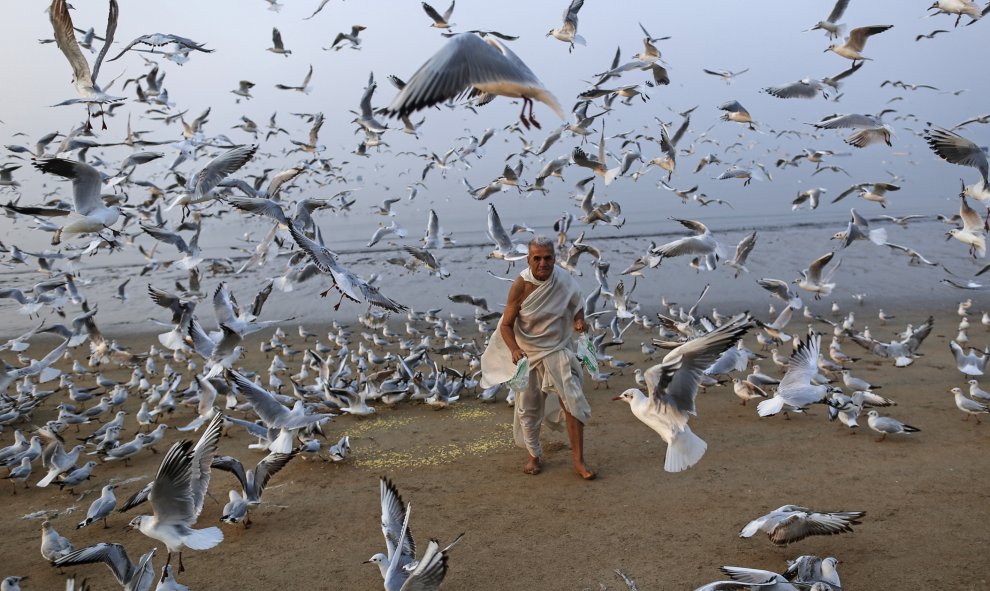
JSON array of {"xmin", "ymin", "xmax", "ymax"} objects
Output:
[{"xmin": 0, "ymin": 0, "xmax": 987, "ymax": 588}]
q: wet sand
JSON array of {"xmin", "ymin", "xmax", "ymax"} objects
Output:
[{"xmin": 2, "ymin": 303, "xmax": 989, "ymax": 590}]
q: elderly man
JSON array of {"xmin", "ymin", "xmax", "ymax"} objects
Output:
[{"xmin": 481, "ymin": 236, "xmax": 594, "ymax": 479}]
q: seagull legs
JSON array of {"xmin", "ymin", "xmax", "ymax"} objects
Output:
[{"xmin": 518, "ymin": 98, "xmax": 532, "ymax": 130}]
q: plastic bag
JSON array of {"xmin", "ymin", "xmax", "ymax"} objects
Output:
[
  {"xmin": 575, "ymin": 334, "xmax": 599, "ymax": 375},
  {"xmin": 506, "ymin": 357, "xmax": 530, "ymax": 391}
]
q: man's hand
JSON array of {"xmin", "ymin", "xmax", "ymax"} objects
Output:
[
  {"xmin": 574, "ymin": 317, "xmax": 587, "ymax": 333},
  {"xmin": 511, "ymin": 348, "xmax": 527, "ymax": 364}
]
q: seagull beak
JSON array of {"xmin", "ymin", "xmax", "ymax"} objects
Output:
[{"xmin": 611, "ymin": 395, "xmax": 622, "ymax": 401}]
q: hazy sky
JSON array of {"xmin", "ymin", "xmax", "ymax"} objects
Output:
[{"xmin": 0, "ymin": 0, "xmax": 987, "ymax": 256}]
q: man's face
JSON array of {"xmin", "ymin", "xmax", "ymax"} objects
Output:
[{"xmin": 528, "ymin": 244, "xmax": 555, "ymax": 281}]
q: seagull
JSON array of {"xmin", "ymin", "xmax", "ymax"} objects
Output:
[
  {"xmin": 227, "ymin": 370, "xmax": 333, "ymax": 453},
  {"xmin": 867, "ymin": 410, "xmax": 920, "ymax": 441},
  {"xmin": 547, "ymin": 0, "xmax": 586, "ymax": 52},
  {"xmin": 795, "ymin": 252, "xmax": 840, "ymax": 300},
  {"xmin": 48, "ymin": 0, "xmax": 124, "ymax": 129},
  {"xmin": 32, "ymin": 158, "xmax": 121, "ymax": 246},
  {"xmin": 382, "ymin": 33, "xmax": 564, "ymax": 130},
  {"xmin": 55, "ymin": 543, "xmax": 157, "ymax": 591},
  {"xmin": 929, "ymin": 0, "xmax": 985, "ymax": 26},
  {"xmin": 718, "ymin": 100, "xmax": 755, "ymax": 129},
  {"xmin": 807, "ymin": 0, "xmax": 851, "ymax": 38},
  {"xmin": 702, "ymin": 68, "xmax": 749, "ymax": 83},
  {"xmin": 267, "ymin": 27, "xmax": 291, "ymax": 56},
  {"xmin": 127, "ymin": 414, "xmax": 225, "ymax": 578},
  {"xmin": 213, "ymin": 450, "xmax": 296, "ymax": 526},
  {"xmin": 816, "ymin": 112, "xmax": 893, "ymax": 148},
  {"xmin": 758, "ymin": 333, "xmax": 836, "ymax": 417},
  {"xmin": 650, "ymin": 218, "xmax": 722, "ymax": 270},
  {"xmin": 757, "ymin": 278, "xmax": 803, "ymax": 310},
  {"xmin": 287, "ymin": 221, "xmax": 407, "ymax": 312},
  {"xmin": 422, "ymin": 1, "xmax": 455, "ymax": 29},
  {"xmin": 825, "ymin": 25, "xmax": 893, "ymax": 62},
  {"xmin": 832, "ymin": 208, "xmax": 887, "ymax": 247},
  {"xmin": 275, "ymin": 64, "xmax": 313, "ymax": 94},
  {"xmin": 951, "ymin": 387, "xmax": 989, "ymax": 422},
  {"xmin": 167, "ymin": 144, "xmax": 258, "ymax": 218},
  {"xmin": 725, "ymin": 231, "xmax": 757, "ymax": 278},
  {"xmin": 924, "ymin": 127, "xmax": 989, "ymax": 191},
  {"xmin": 77, "ymin": 484, "xmax": 118, "ymax": 529},
  {"xmin": 950, "ymin": 340, "xmax": 989, "ymax": 375},
  {"xmin": 186, "ymin": 319, "xmax": 242, "ymax": 379},
  {"xmin": 614, "ymin": 315, "xmax": 752, "ymax": 472},
  {"xmin": 845, "ymin": 316, "xmax": 933, "ymax": 367},
  {"xmin": 946, "ymin": 196, "xmax": 987, "ymax": 258},
  {"xmin": 328, "ymin": 25, "xmax": 366, "ymax": 50},
  {"xmin": 740, "ymin": 505, "xmax": 865, "ymax": 546},
  {"xmin": 486, "ymin": 203, "xmax": 528, "ymax": 262}
]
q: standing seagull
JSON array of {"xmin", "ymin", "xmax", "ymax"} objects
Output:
[
  {"xmin": 381, "ymin": 33, "xmax": 564, "ymax": 129},
  {"xmin": 127, "ymin": 414, "xmax": 225, "ymax": 578},
  {"xmin": 422, "ymin": 1, "xmax": 455, "ymax": 29},
  {"xmin": 825, "ymin": 25, "xmax": 893, "ymax": 62},
  {"xmin": 48, "ymin": 0, "xmax": 124, "ymax": 129},
  {"xmin": 613, "ymin": 315, "xmax": 752, "ymax": 472},
  {"xmin": 547, "ymin": 0, "xmax": 586, "ymax": 52}
]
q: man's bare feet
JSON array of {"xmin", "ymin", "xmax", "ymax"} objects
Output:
[
  {"xmin": 523, "ymin": 455, "xmax": 542, "ymax": 475},
  {"xmin": 575, "ymin": 462, "xmax": 596, "ymax": 480}
]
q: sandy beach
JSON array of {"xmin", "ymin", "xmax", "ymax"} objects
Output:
[{"xmin": 2, "ymin": 303, "xmax": 989, "ymax": 590}]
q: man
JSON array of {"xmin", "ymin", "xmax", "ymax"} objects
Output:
[{"xmin": 480, "ymin": 236, "xmax": 595, "ymax": 479}]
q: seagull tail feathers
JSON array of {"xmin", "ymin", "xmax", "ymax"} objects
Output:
[
  {"xmin": 868, "ymin": 227, "xmax": 887, "ymax": 246},
  {"xmin": 757, "ymin": 396, "xmax": 785, "ymax": 417},
  {"xmin": 604, "ymin": 166, "xmax": 621, "ymax": 186},
  {"xmin": 184, "ymin": 526, "xmax": 224, "ymax": 550},
  {"xmin": 664, "ymin": 426, "xmax": 707, "ymax": 473}
]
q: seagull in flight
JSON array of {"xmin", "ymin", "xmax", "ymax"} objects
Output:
[
  {"xmin": 382, "ymin": 33, "xmax": 564, "ymax": 130},
  {"xmin": 127, "ymin": 414, "xmax": 225, "ymax": 581},
  {"xmin": 48, "ymin": 0, "xmax": 124, "ymax": 129}
]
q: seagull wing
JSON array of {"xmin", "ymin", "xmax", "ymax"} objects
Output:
[
  {"xmin": 383, "ymin": 34, "xmax": 543, "ymax": 117},
  {"xmin": 90, "ymin": 0, "xmax": 118, "ymax": 85},
  {"xmin": 189, "ymin": 414, "xmax": 224, "ymax": 517},
  {"xmin": 826, "ymin": 0, "xmax": 850, "ymax": 22},
  {"xmin": 960, "ymin": 196, "xmax": 983, "ymax": 232},
  {"xmin": 380, "ymin": 477, "xmax": 416, "ymax": 561},
  {"xmin": 925, "ymin": 127, "xmax": 989, "ymax": 187},
  {"xmin": 190, "ymin": 145, "xmax": 258, "ymax": 199},
  {"xmin": 846, "ymin": 25, "xmax": 892, "ymax": 52},
  {"xmin": 210, "ymin": 455, "xmax": 249, "ymax": 493},
  {"xmin": 150, "ymin": 440, "xmax": 197, "ymax": 526},
  {"xmin": 253, "ymin": 451, "xmax": 295, "ymax": 497},
  {"xmin": 768, "ymin": 510, "xmax": 864, "ymax": 545},
  {"xmin": 805, "ymin": 252, "xmax": 834, "ymax": 283},
  {"xmin": 141, "ymin": 224, "xmax": 189, "ymax": 255},
  {"xmin": 54, "ymin": 543, "xmax": 135, "ymax": 586},
  {"xmin": 227, "ymin": 370, "xmax": 290, "ymax": 427},
  {"xmin": 400, "ymin": 540, "xmax": 449, "ymax": 591},
  {"xmin": 226, "ymin": 195, "xmax": 288, "ymax": 224},
  {"xmin": 778, "ymin": 333, "xmax": 821, "ymax": 390},
  {"xmin": 287, "ymin": 221, "xmax": 338, "ymax": 274},
  {"xmin": 32, "ymin": 158, "xmax": 104, "ymax": 216},
  {"xmin": 653, "ymin": 315, "xmax": 752, "ymax": 414},
  {"xmin": 49, "ymin": 0, "xmax": 94, "ymax": 95}
]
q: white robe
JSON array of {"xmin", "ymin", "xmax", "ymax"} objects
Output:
[{"xmin": 481, "ymin": 267, "xmax": 591, "ymax": 449}]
